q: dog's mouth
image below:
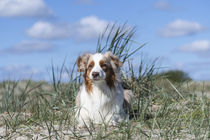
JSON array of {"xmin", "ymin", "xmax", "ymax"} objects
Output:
[{"xmin": 92, "ymin": 77, "xmax": 105, "ymax": 81}]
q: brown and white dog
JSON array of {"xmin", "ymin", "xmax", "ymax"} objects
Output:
[{"xmin": 75, "ymin": 51, "xmax": 132, "ymax": 126}]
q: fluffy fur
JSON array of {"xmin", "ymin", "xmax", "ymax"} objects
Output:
[{"xmin": 75, "ymin": 51, "xmax": 132, "ymax": 126}]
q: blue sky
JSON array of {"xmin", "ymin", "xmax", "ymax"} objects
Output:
[{"xmin": 0, "ymin": 0, "xmax": 210, "ymax": 81}]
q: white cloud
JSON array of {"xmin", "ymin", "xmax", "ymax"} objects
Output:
[
  {"xmin": 178, "ymin": 40, "xmax": 210, "ymax": 52},
  {"xmin": 154, "ymin": 0, "xmax": 171, "ymax": 10},
  {"xmin": 74, "ymin": 16, "xmax": 109, "ymax": 41},
  {"xmin": 27, "ymin": 16, "xmax": 109, "ymax": 41},
  {"xmin": 0, "ymin": 65, "xmax": 43, "ymax": 80},
  {"xmin": 159, "ymin": 19, "xmax": 205, "ymax": 37},
  {"xmin": 27, "ymin": 22, "xmax": 71, "ymax": 39},
  {"xmin": 4, "ymin": 40, "xmax": 55, "ymax": 54},
  {"xmin": 1, "ymin": 65, "xmax": 40, "ymax": 74},
  {"xmin": 0, "ymin": 0, "xmax": 53, "ymax": 17}
]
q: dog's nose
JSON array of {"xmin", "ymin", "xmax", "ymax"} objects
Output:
[{"xmin": 92, "ymin": 72, "xmax": 99, "ymax": 78}]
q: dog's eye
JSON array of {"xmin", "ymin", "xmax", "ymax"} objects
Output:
[
  {"xmin": 88, "ymin": 61, "xmax": 94, "ymax": 69},
  {"xmin": 101, "ymin": 64, "xmax": 107, "ymax": 69},
  {"xmin": 88, "ymin": 64, "xmax": 93, "ymax": 68}
]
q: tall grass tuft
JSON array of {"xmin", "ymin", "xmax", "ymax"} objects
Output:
[{"xmin": 96, "ymin": 24, "xmax": 146, "ymax": 62}]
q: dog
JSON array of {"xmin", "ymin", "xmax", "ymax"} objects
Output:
[{"xmin": 75, "ymin": 51, "xmax": 132, "ymax": 126}]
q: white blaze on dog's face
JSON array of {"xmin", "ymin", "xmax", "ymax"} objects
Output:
[{"xmin": 88, "ymin": 53, "xmax": 106, "ymax": 81}]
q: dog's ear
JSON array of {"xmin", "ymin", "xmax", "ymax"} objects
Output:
[
  {"xmin": 76, "ymin": 53, "xmax": 91, "ymax": 72},
  {"xmin": 104, "ymin": 51, "xmax": 123, "ymax": 68}
]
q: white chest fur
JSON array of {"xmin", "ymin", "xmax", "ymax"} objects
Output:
[{"xmin": 76, "ymin": 81, "xmax": 125, "ymax": 125}]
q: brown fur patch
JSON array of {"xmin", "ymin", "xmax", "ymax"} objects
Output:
[
  {"xmin": 104, "ymin": 51, "xmax": 123, "ymax": 68},
  {"xmin": 99, "ymin": 60, "xmax": 107, "ymax": 71},
  {"xmin": 76, "ymin": 53, "xmax": 91, "ymax": 72},
  {"xmin": 99, "ymin": 59, "xmax": 116, "ymax": 89},
  {"xmin": 84, "ymin": 61, "xmax": 95, "ymax": 94}
]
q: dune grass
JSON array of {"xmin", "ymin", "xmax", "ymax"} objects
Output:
[{"xmin": 0, "ymin": 25, "xmax": 209, "ymax": 139}]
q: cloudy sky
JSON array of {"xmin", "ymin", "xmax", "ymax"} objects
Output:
[{"xmin": 0, "ymin": 0, "xmax": 210, "ymax": 81}]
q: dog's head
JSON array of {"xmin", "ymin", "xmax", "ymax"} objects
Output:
[{"xmin": 76, "ymin": 52, "xmax": 122, "ymax": 92}]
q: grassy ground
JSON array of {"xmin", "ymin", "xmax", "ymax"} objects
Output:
[{"xmin": 0, "ymin": 25, "xmax": 209, "ymax": 139}]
